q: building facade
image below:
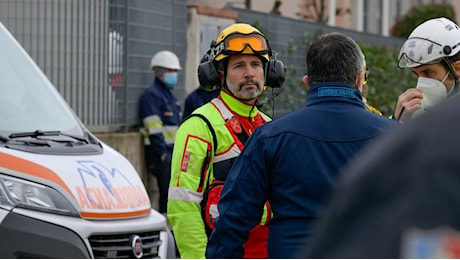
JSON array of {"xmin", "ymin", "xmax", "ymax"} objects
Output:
[{"xmin": 188, "ymin": 0, "xmax": 457, "ymax": 36}]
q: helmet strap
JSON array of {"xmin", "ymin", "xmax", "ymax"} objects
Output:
[
  {"xmin": 218, "ymin": 59, "xmax": 231, "ymax": 93},
  {"xmin": 441, "ymin": 57, "xmax": 460, "ymax": 98},
  {"xmin": 443, "ymin": 57, "xmax": 458, "ymax": 81},
  {"xmin": 443, "ymin": 57, "xmax": 460, "ymax": 98},
  {"xmin": 447, "ymin": 79, "xmax": 459, "ymax": 98}
]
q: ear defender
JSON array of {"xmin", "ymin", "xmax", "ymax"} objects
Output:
[
  {"xmin": 198, "ymin": 41, "xmax": 221, "ymax": 90},
  {"xmin": 198, "ymin": 56, "xmax": 220, "ymax": 90},
  {"xmin": 264, "ymin": 52, "xmax": 286, "ymax": 88}
]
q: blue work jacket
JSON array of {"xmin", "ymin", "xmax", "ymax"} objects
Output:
[
  {"xmin": 182, "ymin": 86, "xmax": 220, "ymax": 121},
  {"xmin": 138, "ymin": 78, "xmax": 181, "ymax": 158},
  {"xmin": 206, "ymin": 82, "xmax": 399, "ymax": 258}
]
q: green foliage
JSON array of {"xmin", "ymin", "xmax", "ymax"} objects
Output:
[
  {"xmin": 390, "ymin": 4, "xmax": 456, "ymax": 38},
  {"xmin": 359, "ymin": 44, "xmax": 416, "ymax": 116},
  {"xmin": 253, "ymin": 22, "xmax": 417, "ymax": 118},
  {"xmin": 259, "ymin": 33, "xmax": 417, "ymax": 118},
  {"xmin": 258, "ymin": 31, "xmax": 319, "ymax": 117}
]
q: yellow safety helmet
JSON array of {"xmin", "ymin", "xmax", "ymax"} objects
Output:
[{"xmin": 213, "ymin": 23, "xmax": 270, "ymax": 63}]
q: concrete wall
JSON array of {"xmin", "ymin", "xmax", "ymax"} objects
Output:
[{"xmin": 185, "ymin": 5, "xmax": 236, "ymax": 95}]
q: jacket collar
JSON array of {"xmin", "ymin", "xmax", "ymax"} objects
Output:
[
  {"xmin": 307, "ymin": 82, "xmax": 364, "ymax": 107},
  {"xmin": 152, "ymin": 77, "xmax": 169, "ymax": 90}
]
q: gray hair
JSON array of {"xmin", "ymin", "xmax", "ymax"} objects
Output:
[{"xmin": 306, "ymin": 32, "xmax": 364, "ymax": 86}]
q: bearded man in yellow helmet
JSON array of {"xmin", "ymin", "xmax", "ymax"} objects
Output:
[{"xmin": 167, "ymin": 23, "xmax": 285, "ymax": 258}]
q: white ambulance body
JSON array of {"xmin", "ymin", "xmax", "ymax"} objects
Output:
[{"xmin": 0, "ymin": 22, "xmax": 175, "ymax": 258}]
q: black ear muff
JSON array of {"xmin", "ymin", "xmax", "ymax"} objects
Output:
[
  {"xmin": 198, "ymin": 58, "xmax": 220, "ymax": 90},
  {"xmin": 198, "ymin": 42, "xmax": 221, "ymax": 90},
  {"xmin": 265, "ymin": 58, "xmax": 286, "ymax": 88}
]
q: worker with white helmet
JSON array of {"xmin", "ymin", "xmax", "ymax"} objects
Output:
[
  {"xmin": 301, "ymin": 18, "xmax": 460, "ymax": 259},
  {"xmin": 139, "ymin": 50, "xmax": 182, "ymax": 214},
  {"xmin": 395, "ymin": 17, "xmax": 460, "ymax": 123}
]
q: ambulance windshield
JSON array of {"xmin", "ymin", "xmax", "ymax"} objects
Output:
[{"xmin": 0, "ymin": 23, "xmax": 83, "ymax": 137}]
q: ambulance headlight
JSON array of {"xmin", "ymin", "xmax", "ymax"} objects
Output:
[{"xmin": 0, "ymin": 175, "xmax": 79, "ymax": 217}]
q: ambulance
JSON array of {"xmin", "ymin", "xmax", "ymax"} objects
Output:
[{"xmin": 0, "ymin": 22, "xmax": 175, "ymax": 258}]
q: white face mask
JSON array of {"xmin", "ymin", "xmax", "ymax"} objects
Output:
[{"xmin": 416, "ymin": 73, "xmax": 448, "ymax": 109}]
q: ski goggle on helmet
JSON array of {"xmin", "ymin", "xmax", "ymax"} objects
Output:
[
  {"xmin": 212, "ymin": 23, "xmax": 270, "ymax": 63},
  {"xmin": 398, "ymin": 17, "xmax": 460, "ymax": 68}
]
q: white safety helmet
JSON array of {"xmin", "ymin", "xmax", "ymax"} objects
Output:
[
  {"xmin": 398, "ymin": 17, "xmax": 460, "ymax": 68},
  {"xmin": 150, "ymin": 50, "xmax": 182, "ymax": 70}
]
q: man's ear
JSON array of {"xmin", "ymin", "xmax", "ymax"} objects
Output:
[
  {"xmin": 303, "ymin": 75, "xmax": 310, "ymax": 90},
  {"xmin": 453, "ymin": 60, "xmax": 460, "ymax": 78}
]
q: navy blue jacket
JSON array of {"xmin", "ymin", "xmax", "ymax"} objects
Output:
[
  {"xmin": 305, "ymin": 94, "xmax": 460, "ymax": 258},
  {"xmin": 206, "ymin": 83, "xmax": 399, "ymax": 258},
  {"xmin": 182, "ymin": 86, "xmax": 220, "ymax": 121},
  {"xmin": 138, "ymin": 78, "xmax": 181, "ymax": 158}
]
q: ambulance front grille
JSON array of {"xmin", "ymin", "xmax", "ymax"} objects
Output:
[{"xmin": 89, "ymin": 231, "xmax": 162, "ymax": 259}]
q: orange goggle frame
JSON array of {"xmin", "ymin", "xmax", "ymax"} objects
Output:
[{"xmin": 219, "ymin": 32, "xmax": 269, "ymax": 56}]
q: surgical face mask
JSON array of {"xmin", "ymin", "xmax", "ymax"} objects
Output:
[
  {"xmin": 163, "ymin": 72, "xmax": 178, "ymax": 88},
  {"xmin": 416, "ymin": 74, "xmax": 448, "ymax": 109}
]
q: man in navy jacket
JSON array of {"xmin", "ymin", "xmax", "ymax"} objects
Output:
[
  {"xmin": 181, "ymin": 85, "xmax": 220, "ymax": 121},
  {"xmin": 205, "ymin": 32, "xmax": 398, "ymax": 258}
]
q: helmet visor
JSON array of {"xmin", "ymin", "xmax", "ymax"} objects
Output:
[
  {"xmin": 222, "ymin": 32, "xmax": 269, "ymax": 55},
  {"xmin": 398, "ymin": 37, "xmax": 444, "ymax": 68}
]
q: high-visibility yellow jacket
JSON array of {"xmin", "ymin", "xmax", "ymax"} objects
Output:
[
  {"xmin": 168, "ymin": 90, "xmax": 270, "ymax": 259},
  {"xmin": 365, "ymin": 103, "xmax": 382, "ymax": 116}
]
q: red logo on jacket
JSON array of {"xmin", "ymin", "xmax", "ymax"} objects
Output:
[
  {"xmin": 181, "ymin": 152, "xmax": 190, "ymax": 172},
  {"xmin": 226, "ymin": 118, "xmax": 242, "ymax": 134}
]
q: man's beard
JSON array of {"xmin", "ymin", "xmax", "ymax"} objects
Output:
[{"xmin": 234, "ymin": 79, "xmax": 262, "ymax": 100}]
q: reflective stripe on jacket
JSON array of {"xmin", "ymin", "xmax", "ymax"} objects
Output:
[{"xmin": 168, "ymin": 90, "xmax": 270, "ymax": 259}]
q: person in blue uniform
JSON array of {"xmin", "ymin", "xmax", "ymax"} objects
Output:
[
  {"xmin": 182, "ymin": 85, "xmax": 220, "ymax": 121},
  {"xmin": 139, "ymin": 50, "xmax": 181, "ymax": 214}
]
